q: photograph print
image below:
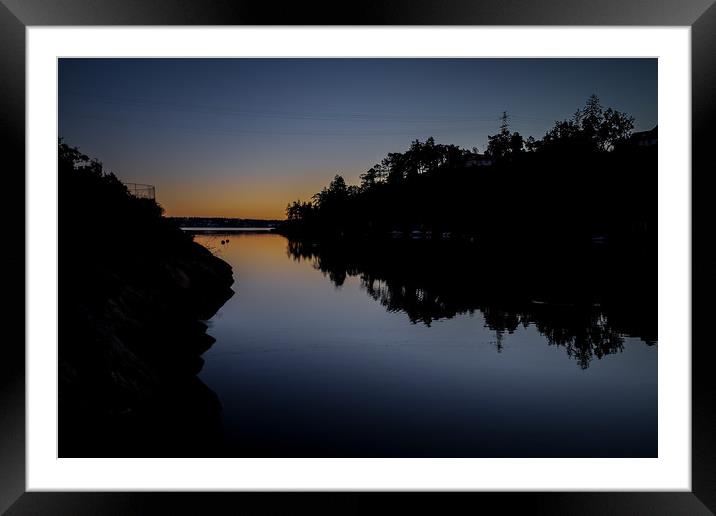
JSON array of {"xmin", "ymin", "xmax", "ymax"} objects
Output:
[{"xmin": 58, "ymin": 58, "xmax": 657, "ymax": 458}]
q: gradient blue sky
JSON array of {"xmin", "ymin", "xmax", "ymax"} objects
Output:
[{"xmin": 59, "ymin": 58, "xmax": 657, "ymax": 218}]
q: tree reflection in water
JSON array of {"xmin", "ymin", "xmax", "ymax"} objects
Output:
[{"xmin": 287, "ymin": 238, "xmax": 656, "ymax": 369}]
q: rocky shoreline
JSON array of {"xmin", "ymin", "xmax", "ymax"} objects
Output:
[
  {"xmin": 58, "ymin": 143, "xmax": 235, "ymax": 457},
  {"xmin": 59, "ymin": 227, "xmax": 235, "ymax": 457}
]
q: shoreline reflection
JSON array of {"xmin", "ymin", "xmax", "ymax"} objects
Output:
[{"xmin": 287, "ymin": 238, "xmax": 656, "ymax": 369}]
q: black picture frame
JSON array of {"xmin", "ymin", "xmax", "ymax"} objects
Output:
[{"xmin": 2, "ymin": 1, "xmax": 713, "ymax": 514}]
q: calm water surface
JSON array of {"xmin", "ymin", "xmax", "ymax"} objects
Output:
[{"xmin": 195, "ymin": 233, "xmax": 657, "ymax": 457}]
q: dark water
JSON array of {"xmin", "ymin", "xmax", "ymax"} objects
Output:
[{"xmin": 196, "ymin": 233, "xmax": 657, "ymax": 457}]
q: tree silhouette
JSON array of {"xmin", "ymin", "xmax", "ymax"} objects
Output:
[
  {"xmin": 278, "ymin": 96, "xmax": 653, "ymax": 250},
  {"xmin": 540, "ymin": 95, "xmax": 634, "ymax": 151}
]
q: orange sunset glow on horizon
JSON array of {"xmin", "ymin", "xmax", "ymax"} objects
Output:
[
  {"xmin": 153, "ymin": 170, "xmax": 363, "ymax": 219},
  {"xmin": 59, "ymin": 58, "xmax": 657, "ymax": 221}
]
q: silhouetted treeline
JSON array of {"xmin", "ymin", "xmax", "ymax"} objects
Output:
[
  {"xmin": 59, "ymin": 141, "xmax": 234, "ymax": 457},
  {"xmin": 279, "ymin": 96, "xmax": 655, "ymax": 250},
  {"xmin": 287, "ymin": 236, "xmax": 656, "ymax": 369}
]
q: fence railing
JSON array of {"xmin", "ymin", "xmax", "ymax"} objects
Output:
[{"xmin": 123, "ymin": 182, "xmax": 155, "ymax": 200}]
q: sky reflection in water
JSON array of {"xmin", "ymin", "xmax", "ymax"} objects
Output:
[{"xmin": 197, "ymin": 233, "xmax": 657, "ymax": 457}]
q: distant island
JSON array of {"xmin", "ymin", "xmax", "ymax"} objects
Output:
[{"xmin": 169, "ymin": 216, "xmax": 282, "ymax": 229}]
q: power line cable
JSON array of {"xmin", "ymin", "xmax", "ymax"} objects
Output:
[{"xmin": 62, "ymin": 91, "xmax": 507, "ymax": 123}]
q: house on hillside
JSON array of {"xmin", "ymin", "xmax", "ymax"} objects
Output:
[
  {"xmin": 464, "ymin": 153, "xmax": 493, "ymax": 168},
  {"xmin": 630, "ymin": 126, "xmax": 658, "ymax": 147}
]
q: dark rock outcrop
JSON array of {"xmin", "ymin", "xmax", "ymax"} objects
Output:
[{"xmin": 58, "ymin": 143, "xmax": 234, "ymax": 457}]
